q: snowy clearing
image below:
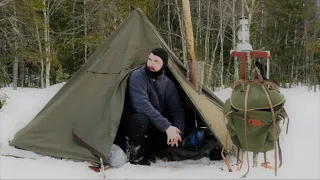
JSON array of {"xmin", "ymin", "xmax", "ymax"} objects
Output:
[{"xmin": 1, "ymin": 83, "xmax": 319, "ymax": 179}]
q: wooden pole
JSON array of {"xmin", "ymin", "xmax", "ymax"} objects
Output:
[{"xmin": 182, "ymin": 0, "xmax": 197, "ymax": 89}]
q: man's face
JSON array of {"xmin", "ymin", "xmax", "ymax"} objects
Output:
[{"xmin": 147, "ymin": 53, "xmax": 163, "ymax": 72}]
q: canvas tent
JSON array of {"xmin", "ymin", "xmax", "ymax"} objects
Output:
[{"xmin": 10, "ymin": 9, "xmax": 233, "ymax": 164}]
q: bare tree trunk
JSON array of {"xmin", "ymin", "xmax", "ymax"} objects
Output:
[
  {"xmin": 285, "ymin": 15, "xmax": 291, "ymax": 49},
  {"xmin": 0, "ymin": 61, "xmax": 10, "ymax": 87},
  {"xmin": 13, "ymin": 39, "xmax": 19, "ymax": 89},
  {"xmin": 204, "ymin": 1, "xmax": 211, "ymax": 63},
  {"xmin": 33, "ymin": 7, "xmax": 44, "ymax": 89},
  {"xmin": 290, "ymin": 61, "xmax": 294, "ymax": 88},
  {"xmin": 226, "ymin": 55, "xmax": 233, "ymax": 85},
  {"xmin": 43, "ymin": 0, "xmax": 50, "ymax": 88},
  {"xmin": 311, "ymin": 29, "xmax": 316, "ymax": 92},
  {"xmin": 272, "ymin": 20, "xmax": 278, "ymax": 81},
  {"xmin": 219, "ymin": 35, "xmax": 224, "ymax": 88},
  {"xmin": 232, "ymin": 0, "xmax": 239, "ymax": 82},
  {"xmin": 277, "ymin": 34, "xmax": 281, "ymax": 85},
  {"xmin": 259, "ymin": 7, "xmax": 264, "ymax": 47},
  {"xmin": 218, "ymin": 0, "xmax": 226, "ymax": 88},
  {"xmin": 301, "ymin": 3, "xmax": 309, "ymax": 86},
  {"xmin": 84, "ymin": 0, "xmax": 88, "ymax": 63},
  {"xmin": 19, "ymin": 61, "xmax": 25, "ymax": 87},
  {"xmin": 0, "ymin": 0, "xmax": 12, "ymax": 7},
  {"xmin": 208, "ymin": 31, "xmax": 220, "ymax": 87},
  {"xmin": 295, "ymin": 44, "xmax": 303, "ymax": 85},
  {"xmin": 195, "ymin": 0, "xmax": 201, "ymax": 49},
  {"xmin": 290, "ymin": 17, "xmax": 298, "ymax": 88},
  {"xmin": 12, "ymin": 3, "xmax": 18, "ymax": 90},
  {"xmin": 244, "ymin": 0, "xmax": 256, "ymax": 30},
  {"xmin": 27, "ymin": 68, "xmax": 31, "ymax": 87},
  {"xmin": 167, "ymin": 0, "xmax": 172, "ymax": 49},
  {"xmin": 303, "ymin": 18, "xmax": 308, "ymax": 86},
  {"xmin": 243, "ymin": 0, "xmax": 256, "ymax": 48},
  {"xmin": 175, "ymin": 0, "xmax": 187, "ymax": 64}
]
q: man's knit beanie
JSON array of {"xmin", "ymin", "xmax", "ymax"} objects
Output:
[{"xmin": 150, "ymin": 48, "xmax": 168, "ymax": 69}]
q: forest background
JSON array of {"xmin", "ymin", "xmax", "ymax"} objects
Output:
[{"xmin": 0, "ymin": 0, "xmax": 319, "ymax": 91}]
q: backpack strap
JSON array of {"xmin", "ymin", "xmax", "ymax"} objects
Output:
[
  {"xmin": 238, "ymin": 150, "xmax": 245, "ymax": 171},
  {"xmin": 284, "ymin": 109, "xmax": 290, "ymax": 135},
  {"xmin": 235, "ymin": 148, "xmax": 245, "ymax": 171},
  {"xmin": 221, "ymin": 131, "xmax": 232, "ymax": 172},
  {"xmin": 261, "ymin": 152, "xmax": 274, "ymax": 169},
  {"xmin": 277, "ymin": 139, "xmax": 283, "ymax": 168},
  {"xmin": 261, "ymin": 140, "xmax": 283, "ymax": 170},
  {"xmin": 241, "ymin": 84, "xmax": 251, "ymax": 178},
  {"xmin": 263, "ymin": 81, "xmax": 280, "ymax": 92},
  {"xmin": 251, "ymin": 65, "xmax": 264, "ymax": 82},
  {"xmin": 236, "ymin": 148, "xmax": 241, "ymax": 168},
  {"xmin": 262, "ymin": 85, "xmax": 278, "ymax": 176},
  {"xmin": 232, "ymin": 79, "xmax": 279, "ymax": 92}
]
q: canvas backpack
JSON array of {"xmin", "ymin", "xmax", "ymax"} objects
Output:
[{"xmin": 222, "ymin": 72, "xmax": 289, "ymax": 177}]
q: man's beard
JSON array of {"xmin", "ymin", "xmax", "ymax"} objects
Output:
[{"xmin": 145, "ymin": 66, "xmax": 164, "ymax": 79}]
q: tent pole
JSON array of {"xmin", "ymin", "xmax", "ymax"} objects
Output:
[{"xmin": 182, "ymin": 0, "xmax": 197, "ymax": 90}]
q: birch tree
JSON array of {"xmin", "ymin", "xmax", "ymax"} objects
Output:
[
  {"xmin": 174, "ymin": 0, "xmax": 187, "ymax": 63},
  {"xmin": 0, "ymin": 0, "xmax": 13, "ymax": 7},
  {"xmin": 42, "ymin": 0, "xmax": 66, "ymax": 88},
  {"xmin": 30, "ymin": 0, "xmax": 45, "ymax": 89},
  {"xmin": 204, "ymin": 0, "xmax": 212, "ymax": 63},
  {"xmin": 43, "ymin": 0, "xmax": 50, "ymax": 88},
  {"xmin": 231, "ymin": 0, "xmax": 239, "ymax": 82},
  {"xmin": 11, "ymin": 2, "xmax": 19, "ymax": 90},
  {"xmin": 244, "ymin": 0, "xmax": 256, "ymax": 30},
  {"xmin": 207, "ymin": 31, "xmax": 220, "ymax": 88},
  {"xmin": 195, "ymin": 0, "xmax": 201, "ymax": 49},
  {"xmin": 218, "ymin": 0, "xmax": 229, "ymax": 88}
]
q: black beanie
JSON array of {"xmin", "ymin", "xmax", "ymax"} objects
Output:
[{"xmin": 150, "ymin": 48, "xmax": 168, "ymax": 69}]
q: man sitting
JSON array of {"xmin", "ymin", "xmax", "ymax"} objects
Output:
[{"xmin": 115, "ymin": 48, "xmax": 185, "ymax": 166}]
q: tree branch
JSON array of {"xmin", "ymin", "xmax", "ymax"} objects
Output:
[{"xmin": 0, "ymin": 0, "xmax": 12, "ymax": 7}]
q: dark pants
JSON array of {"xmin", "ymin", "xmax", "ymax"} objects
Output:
[
  {"xmin": 114, "ymin": 113, "xmax": 167, "ymax": 162},
  {"xmin": 255, "ymin": 60, "xmax": 268, "ymax": 80}
]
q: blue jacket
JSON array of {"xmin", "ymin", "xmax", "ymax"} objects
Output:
[{"xmin": 128, "ymin": 67, "xmax": 185, "ymax": 136}]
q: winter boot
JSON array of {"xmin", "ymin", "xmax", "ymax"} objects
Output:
[{"xmin": 125, "ymin": 137, "xmax": 151, "ymax": 166}]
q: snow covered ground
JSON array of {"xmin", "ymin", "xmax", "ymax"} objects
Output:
[{"xmin": 1, "ymin": 83, "xmax": 319, "ymax": 179}]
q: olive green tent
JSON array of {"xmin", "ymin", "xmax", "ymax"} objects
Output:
[{"xmin": 10, "ymin": 9, "xmax": 233, "ymax": 164}]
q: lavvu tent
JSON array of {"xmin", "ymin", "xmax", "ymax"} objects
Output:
[{"xmin": 10, "ymin": 9, "xmax": 232, "ymax": 164}]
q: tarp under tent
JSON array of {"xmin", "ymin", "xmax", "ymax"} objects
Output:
[{"xmin": 9, "ymin": 9, "xmax": 233, "ymax": 164}]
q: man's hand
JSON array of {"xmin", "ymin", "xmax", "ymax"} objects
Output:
[
  {"xmin": 166, "ymin": 126, "xmax": 182, "ymax": 147},
  {"xmin": 168, "ymin": 136, "xmax": 182, "ymax": 147}
]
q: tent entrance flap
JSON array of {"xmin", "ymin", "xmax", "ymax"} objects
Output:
[
  {"xmin": 160, "ymin": 68, "xmax": 235, "ymax": 160},
  {"xmin": 167, "ymin": 63, "xmax": 235, "ymax": 153}
]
